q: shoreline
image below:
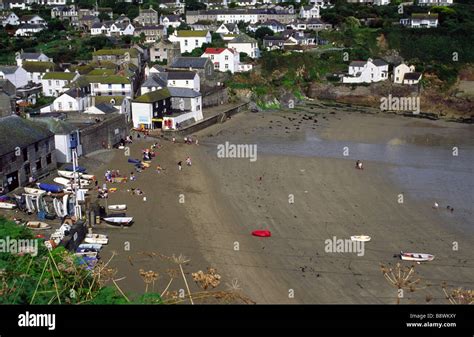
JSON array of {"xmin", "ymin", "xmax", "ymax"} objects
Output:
[
  {"xmin": 4, "ymin": 106, "xmax": 470, "ymax": 304},
  {"xmin": 182, "ymin": 109, "xmax": 473, "ymax": 303}
]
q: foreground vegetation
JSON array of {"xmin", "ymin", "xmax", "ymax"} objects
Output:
[{"xmin": 0, "ymin": 217, "xmax": 253, "ymax": 304}]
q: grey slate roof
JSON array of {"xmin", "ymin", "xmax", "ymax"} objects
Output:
[
  {"xmin": 372, "ymin": 59, "xmax": 388, "ymax": 67},
  {"xmin": 349, "ymin": 61, "xmax": 366, "ymax": 67},
  {"xmin": 168, "ymin": 87, "xmax": 201, "ymax": 98},
  {"xmin": 151, "ymin": 65, "xmax": 166, "ymax": 72},
  {"xmin": 95, "ymin": 103, "xmax": 118, "ymax": 114},
  {"xmin": 0, "ymin": 66, "xmax": 18, "ymax": 75},
  {"xmin": 0, "ymin": 115, "xmax": 54, "ymax": 157},
  {"xmin": 142, "ymin": 73, "xmax": 167, "ymax": 88},
  {"xmin": 19, "ymin": 52, "xmax": 42, "ymax": 59},
  {"xmin": 170, "ymin": 57, "xmax": 209, "ymax": 69},
  {"xmin": 64, "ymin": 88, "xmax": 86, "ymax": 98},
  {"xmin": 167, "ymin": 71, "xmax": 196, "ymax": 80},
  {"xmin": 35, "ymin": 117, "xmax": 77, "ymax": 134},
  {"xmin": 229, "ymin": 34, "xmax": 257, "ymax": 44}
]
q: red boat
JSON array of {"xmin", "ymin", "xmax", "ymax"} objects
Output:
[{"xmin": 252, "ymin": 230, "xmax": 271, "ymax": 237}]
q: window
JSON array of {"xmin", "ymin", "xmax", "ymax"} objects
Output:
[
  {"xmin": 48, "ymin": 80, "xmax": 52, "ymax": 86},
  {"xmin": 46, "ymin": 154, "xmax": 52, "ymax": 165},
  {"xmin": 36, "ymin": 160, "xmax": 42, "ymax": 170},
  {"xmin": 68, "ymin": 102, "xmax": 73, "ymax": 109},
  {"xmin": 225, "ymin": 64, "xmax": 229, "ymax": 69},
  {"xmin": 121, "ymin": 91, "xmax": 125, "ymax": 96},
  {"xmin": 108, "ymin": 92, "xmax": 112, "ymax": 96},
  {"xmin": 225, "ymin": 55, "xmax": 228, "ymax": 60},
  {"xmin": 195, "ymin": 39, "xmax": 198, "ymax": 46},
  {"xmin": 94, "ymin": 83, "xmax": 99, "ymax": 88},
  {"xmin": 108, "ymin": 84, "xmax": 112, "ymax": 89},
  {"xmin": 55, "ymin": 80, "xmax": 59, "ymax": 85},
  {"xmin": 121, "ymin": 84, "xmax": 125, "ymax": 88},
  {"xmin": 186, "ymin": 80, "xmax": 189, "ymax": 85},
  {"xmin": 58, "ymin": 102, "xmax": 62, "ymax": 110},
  {"xmin": 184, "ymin": 39, "xmax": 188, "ymax": 46}
]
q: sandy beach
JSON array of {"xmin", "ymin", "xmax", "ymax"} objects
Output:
[{"xmin": 85, "ymin": 105, "xmax": 474, "ymax": 304}]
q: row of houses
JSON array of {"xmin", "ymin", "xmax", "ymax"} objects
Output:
[{"xmin": 341, "ymin": 58, "xmax": 422, "ymax": 85}]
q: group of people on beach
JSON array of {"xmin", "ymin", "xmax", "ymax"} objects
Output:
[
  {"xmin": 171, "ymin": 136, "xmax": 198, "ymax": 145},
  {"xmin": 105, "ymin": 170, "xmax": 123, "ymax": 183},
  {"xmin": 177, "ymin": 157, "xmax": 192, "ymax": 171}
]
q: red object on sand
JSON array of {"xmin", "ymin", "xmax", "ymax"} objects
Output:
[{"xmin": 252, "ymin": 230, "xmax": 271, "ymax": 237}]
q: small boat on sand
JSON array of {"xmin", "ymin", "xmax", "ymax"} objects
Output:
[
  {"xmin": 85, "ymin": 234, "xmax": 108, "ymax": 245},
  {"xmin": 26, "ymin": 221, "xmax": 52, "ymax": 230},
  {"xmin": 252, "ymin": 230, "xmax": 271, "ymax": 237},
  {"xmin": 24, "ymin": 187, "xmax": 47, "ymax": 196},
  {"xmin": 108, "ymin": 204, "xmax": 127, "ymax": 211},
  {"xmin": 103, "ymin": 217, "xmax": 133, "ymax": 226},
  {"xmin": 0, "ymin": 201, "xmax": 17, "ymax": 209},
  {"xmin": 78, "ymin": 243, "xmax": 103, "ymax": 251},
  {"xmin": 37, "ymin": 183, "xmax": 63, "ymax": 193},
  {"xmin": 58, "ymin": 170, "xmax": 82, "ymax": 179},
  {"xmin": 351, "ymin": 235, "xmax": 371, "ymax": 242},
  {"xmin": 75, "ymin": 248, "xmax": 98, "ymax": 258},
  {"xmin": 64, "ymin": 165, "xmax": 87, "ymax": 173},
  {"xmin": 400, "ymin": 251, "xmax": 435, "ymax": 262},
  {"xmin": 54, "ymin": 177, "xmax": 91, "ymax": 188}
]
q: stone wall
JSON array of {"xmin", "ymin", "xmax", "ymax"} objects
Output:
[
  {"xmin": 78, "ymin": 114, "xmax": 129, "ymax": 155},
  {"xmin": 202, "ymin": 87, "xmax": 228, "ymax": 108},
  {"xmin": 0, "ymin": 135, "xmax": 57, "ymax": 192},
  {"xmin": 163, "ymin": 101, "xmax": 249, "ymax": 138}
]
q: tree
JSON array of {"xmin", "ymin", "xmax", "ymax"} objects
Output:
[
  {"xmin": 46, "ymin": 18, "xmax": 66, "ymax": 31},
  {"xmin": 98, "ymin": 12, "xmax": 111, "ymax": 21},
  {"xmin": 185, "ymin": 0, "xmax": 206, "ymax": 11},
  {"xmin": 255, "ymin": 27, "xmax": 274, "ymax": 40},
  {"xmin": 85, "ymin": 36, "xmax": 111, "ymax": 50},
  {"xmin": 126, "ymin": 6, "xmax": 139, "ymax": 20}
]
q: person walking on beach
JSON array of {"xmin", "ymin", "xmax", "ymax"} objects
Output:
[
  {"xmin": 130, "ymin": 172, "xmax": 136, "ymax": 181},
  {"xmin": 178, "ymin": 161, "xmax": 182, "ymax": 171},
  {"xmin": 186, "ymin": 157, "xmax": 192, "ymax": 166}
]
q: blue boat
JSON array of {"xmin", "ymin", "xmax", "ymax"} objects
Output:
[
  {"xmin": 64, "ymin": 165, "xmax": 87, "ymax": 173},
  {"xmin": 128, "ymin": 158, "xmax": 141, "ymax": 164},
  {"xmin": 38, "ymin": 183, "xmax": 63, "ymax": 193}
]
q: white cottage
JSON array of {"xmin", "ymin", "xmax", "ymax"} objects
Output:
[
  {"xmin": 342, "ymin": 58, "xmax": 389, "ymax": 84},
  {"xmin": 201, "ymin": 48, "xmax": 240, "ymax": 74}
]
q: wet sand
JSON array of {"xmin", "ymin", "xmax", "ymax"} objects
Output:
[{"xmin": 94, "ymin": 108, "xmax": 473, "ymax": 304}]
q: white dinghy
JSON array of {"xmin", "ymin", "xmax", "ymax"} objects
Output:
[
  {"xmin": 400, "ymin": 251, "xmax": 435, "ymax": 262},
  {"xmin": 85, "ymin": 234, "xmax": 109, "ymax": 245},
  {"xmin": 108, "ymin": 204, "xmax": 127, "ymax": 211},
  {"xmin": 350, "ymin": 235, "xmax": 371, "ymax": 242}
]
